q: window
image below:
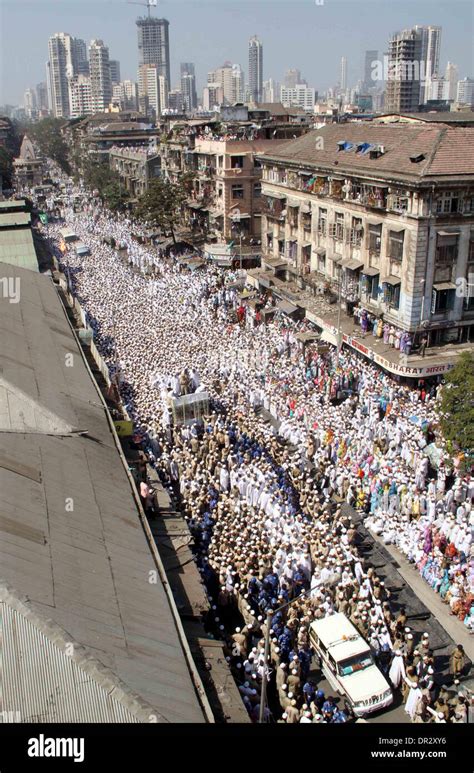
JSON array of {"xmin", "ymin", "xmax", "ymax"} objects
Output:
[
  {"xmin": 469, "ymin": 239, "xmax": 474, "ymax": 261},
  {"xmin": 335, "ymin": 212, "xmax": 344, "ymax": 241},
  {"xmin": 436, "ymin": 235, "xmax": 458, "ymax": 265},
  {"xmin": 368, "ymin": 223, "xmax": 382, "ymax": 255},
  {"xmin": 231, "ymin": 155, "xmax": 244, "ymax": 169},
  {"xmin": 318, "ymin": 207, "xmax": 327, "ymax": 235},
  {"xmin": 436, "ymin": 192, "xmax": 461, "ymax": 214},
  {"xmin": 232, "ymin": 184, "xmax": 244, "ymax": 199},
  {"xmin": 288, "ymin": 205, "xmax": 298, "ymax": 228},
  {"xmin": 254, "ymin": 182, "xmax": 262, "ymax": 198},
  {"xmin": 350, "ymin": 217, "xmax": 363, "ymax": 246},
  {"xmin": 278, "ymin": 239, "xmax": 285, "ymax": 256},
  {"xmin": 318, "ymin": 254, "xmax": 326, "ymax": 273},
  {"xmin": 432, "ymin": 288, "xmax": 454, "ymax": 313},
  {"xmin": 464, "ymin": 263, "xmax": 474, "ymax": 311},
  {"xmin": 384, "ymin": 282, "xmax": 400, "ymax": 309},
  {"xmin": 388, "ymin": 230, "xmax": 404, "ymax": 261},
  {"xmin": 253, "ymin": 158, "xmax": 262, "ymax": 169},
  {"xmin": 464, "ymin": 197, "xmax": 473, "ymax": 214},
  {"xmin": 267, "ymin": 234, "xmax": 273, "ymax": 249}
]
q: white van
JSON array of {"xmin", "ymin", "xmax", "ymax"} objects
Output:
[{"xmin": 309, "ymin": 613, "xmax": 393, "ymax": 717}]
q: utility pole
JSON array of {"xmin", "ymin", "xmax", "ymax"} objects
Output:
[
  {"xmin": 258, "ymin": 589, "xmax": 307, "ymax": 723},
  {"xmin": 335, "ymin": 269, "xmax": 343, "ymax": 368}
]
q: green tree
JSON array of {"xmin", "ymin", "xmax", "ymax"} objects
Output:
[
  {"xmin": 135, "ymin": 177, "xmax": 188, "ymax": 243},
  {"xmin": 0, "ymin": 147, "xmax": 13, "ymax": 188},
  {"xmin": 437, "ymin": 352, "xmax": 474, "ymax": 457},
  {"xmin": 102, "ymin": 180, "xmax": 130, "ymax": 212},
  {"xmin": 28, "ymin": 117, "xmax": 70, "ymax": 173}
]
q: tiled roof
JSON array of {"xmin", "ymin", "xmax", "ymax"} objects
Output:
[{"xmin": 260, "ymin": 123, "xmax": 474, "ymax": 182}]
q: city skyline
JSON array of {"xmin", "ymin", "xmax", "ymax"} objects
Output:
[{"xmin": 1, "ymin": 0, "xmax": 473, "ymax": 106}]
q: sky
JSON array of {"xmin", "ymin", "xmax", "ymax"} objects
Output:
[{"xmin": 0, "ymin": 0, "xmax": 473, "ymax": 105}]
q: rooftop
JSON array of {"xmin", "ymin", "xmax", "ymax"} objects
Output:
[
  {"xmin": 0, "ymin": 264, "xmax": 206, "ymax": 723},
  {"xmin": 0, "ymin": 227, "xmax": 38, "ymax": 272},
  {"xmin": 260, "ymin": 122, "xmax": 474, "ymax": 183}
]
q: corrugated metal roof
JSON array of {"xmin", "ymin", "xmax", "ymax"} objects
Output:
[
  {"xmin": 0, "ymin": 212, "xmax": 31, "ymax": 227},
  {"xmin": 0, "ymin": 263, "xmax": 205, "ymax": 723},
  {"xmin": 0, "ymin": 199, "xmax": 26, "ymax": 210},
  {"xmin": 1, "ymin": 593, "xmax": 141, "ymax": 723},
  {"xmin": 0, "ymin": 228, "xmax": 38, "ymax": 271}
]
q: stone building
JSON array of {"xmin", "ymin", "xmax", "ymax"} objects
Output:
[{"xmin": 257, "ymin": 121, "xmax": 474, "ymax": 349}]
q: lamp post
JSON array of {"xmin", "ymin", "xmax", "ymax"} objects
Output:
[
  {"xmin": 335, "ymin": 268, "xmax": 344, "ymax": 368},
  {"xmin": 258, "ymin": 589, "xmax": 307, "ymax": 723}
]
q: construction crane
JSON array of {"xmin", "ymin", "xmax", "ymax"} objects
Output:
[{"xmin": 127, "ymin": 0, "xmax": 157, "ymax": 18}]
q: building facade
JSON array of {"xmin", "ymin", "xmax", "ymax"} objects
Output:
[
  {"xmin": 109, "ymin": 146, "xmax": 161, "ymax": 197},
  {"xmin": 180, "ymin": 63, "xmax": 198, "ymax": 112},
  {"xmin": 248, "ymin": 36, "xmax": 263, "ymax": 103},
  {"xmin": 257, "ymin": 122, "xmax": 474, "ymax": 350},
  {"xmin": 89, "ymin": 39, "xmax": 112, "ymax": 113},
  {"xmin": 280, "ymin": 85, "xmax": 315, "ymax": 112},
  {"xmin": 136, "ymin": 16, "xmax": 171, "ymax": 90},
  {"xmin": 386, "ymin": 28, "xmax": 423, "ymax": 113}
]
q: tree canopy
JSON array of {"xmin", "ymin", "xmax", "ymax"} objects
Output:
[
  {"xmin": 437, "ymin": 351, "xmax": 474, "ymax": 458},
  {"xmin": 135, "ymin": 177, "xmax": 188, "ymax": 242},
  {"xmin": 27, "ymin": 117, "xmax": 71, "ymax": 174}
]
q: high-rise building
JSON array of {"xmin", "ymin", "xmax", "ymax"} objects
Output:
[
  {"xmin": 36, "ymin": 81, "xmax": 49, "ymax": 112},
  {"xmin": 73, "ymin": 38, "xmax": 88, "ymax": 72},
  {"xmin": 414, "ymin": 25, "xmax": 441, "ymax": 103},
  {"xmin": 168, "ymin": 89, "xmax": 184, "ymax": 112},
  {"xmin": 248, "ymin": 36, "xmax": 263, "ymax": 102},
  {"xmin": 47, "ymin": 33, "xmax": 91, "ymax": 117},
  {"xmin": 386, "ymin": 27, "xmax": 423, "ymax": 113},
  {"xmin": 457, "ymin": 77, "xmax": 474, "ymax": 106},
  {"xmin": 136, "ymin": 16, "xmax": 170, "ymax": 87},
  {"xmin": 138, "ymin": 63, "xmax": 168, "ymax": 117},
  {"xmin": 47, "ymin": 33, "xmax": 75, "ymax": 117},
  {"xmin": 69, "ymin": 75, "xmax": 93, "ymax": 117},
  {"xmin": 444, "ymin": 62, "xmax": 459, "ymax": 101},
  {"xmin": 262, "ymin": 78, "xmax": 280, "ymax": 103},
  {"xmin": 363, "ymin": 50, "xmax": 378, "ymax": 91},
  {"xmin": 202, "ymin": 83, "xmax": 224, "ymax": 111},
  {"xmin": 89, "ymin": 39, "xmax": 112, "ymax": 112},
  {"xmin": 284, "ymin": 69, "xmax": 304, "ymax": 88},
  {"xmin": 109, "ymin": 60, "xmax": 121, "ymax": 85},
  {"xmin": 280, "ymin": 84, "xmax": 315, "ymax": 111},
  {"xmin": 112, "ymin": 80, "xmax": 138, "ymax": 112},
  {"xmin": 180, "ymin": 62, "xmax": 197, "ymax": 112},
  {"xmin": 23, "ymin": 89, "xmax": 37, "ymax": 118},
  {"xmin": 340, "ymin": 57, "xmax": 347, "ymax": 92},
  {"xmin": 208, "ymin": 63, "xmax": 244, "ymax": 105}
]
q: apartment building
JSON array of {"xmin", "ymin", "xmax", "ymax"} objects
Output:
[
  {"xmin": 257, "ymin": 121, "xmax": 474, "ymax": 348},
  {"xmin": 109, "ymin": 146, "xmax": 161, "ymax": 198}
]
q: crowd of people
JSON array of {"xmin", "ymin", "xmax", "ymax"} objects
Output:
[{"xmin": 26, "ymin": 165, "xmax": 473, "ymax": 723}]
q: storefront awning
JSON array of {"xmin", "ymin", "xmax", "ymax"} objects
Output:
[
  {"xmin": 266, "ymin": 191, "xmax": 286, "ymax": 199},
  {"xmin": 342, "ymin": 258, "xmax": 364, "ymax": 271},
  {"xmin": 433, "ymin": 281, "xmax": 457, "ymax": 291},
  {"xmin": 302, "ymin": 241, "xmax": 312, "ymax": 248},
  {"xmin": 320, "ymin": 329, "xmax": 338, "ymax": 346},
  {"xmin": 277, "ymin": 300, "xmax": 299, "ymax": 316},
  {"xmin": 328, "ymin": 254, "xmax": 343, "ymax": 264},
  {"xmin": 300, "ymin": 204, "xmax": 311, "ymax": 214},
  {"xmin": 314, "ymin": 247, "xmax": 326, "ymax": 256},
  {"xmin": 437, "ymin": 230, "xmax": 460, "ymax": 237},
  {"xmin": 361, "ymin": 266, "xmax": 380, "ymax": 276},
  {"xmin": 287, "ymin": 198, "xmax": 301, "ymax": 208},
  {"xmin": 382, "ymin": 275, "xmax": 401, "ymax": 285},
  {"xmin": 388, "ymin": 225, "xmax": 405, "ymax": 233}
]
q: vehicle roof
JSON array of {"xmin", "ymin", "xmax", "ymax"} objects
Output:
[{"xmin": 310, "ymin": 613, "xmax": 369, "ymax": 660}]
